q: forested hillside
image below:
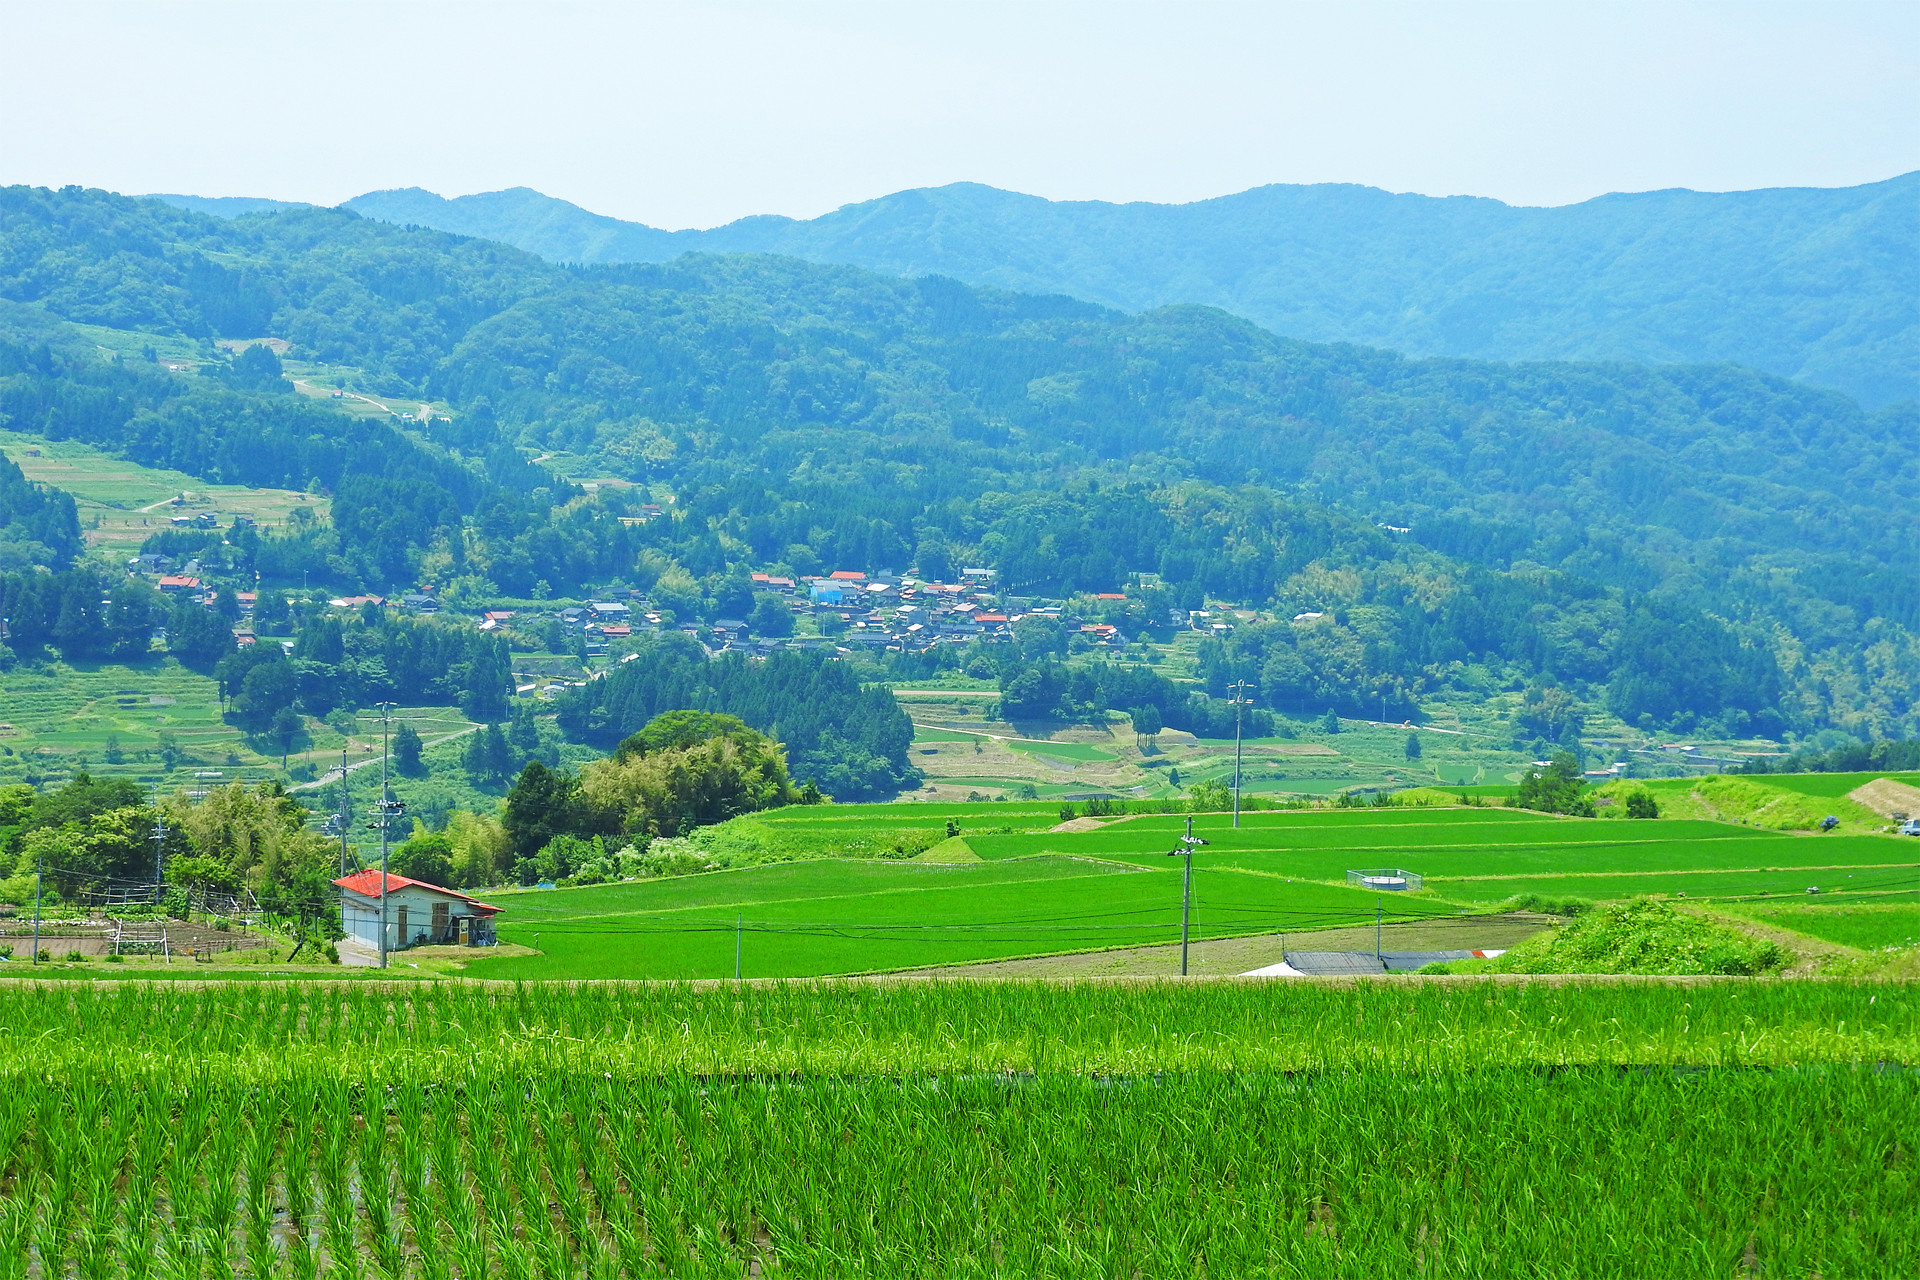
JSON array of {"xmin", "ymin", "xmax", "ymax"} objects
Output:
[
  {"xmin": 333, "ymin": 175, "xmax": 1920, "ymax": 406},
  {"xmin": 4, "ymin": 185, "xmax": 1916, "ymax": 741}
]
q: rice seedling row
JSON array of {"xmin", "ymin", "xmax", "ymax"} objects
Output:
[{"xmin": 0, "ymin": 980, "xmax": 1912, "ymax": 1276}]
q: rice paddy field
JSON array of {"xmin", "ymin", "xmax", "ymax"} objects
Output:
[
  {"xmin": 0, "ymin": 980, "xmax": 1912, "ymax": 1277},
  {"xmin": 0, "ymin": 428, "xmax": 327, "ymax": 560},
  {"xmin": 461, "ymin": 801, "xmax": 1919, "ymax": 981},
  {"xmin": 477, "ymin": 854, "xmax": 1445, "ymax": 980},
  {"xmin": 0, "ymin": 658, "xmax": 283, "ymax": 790}
]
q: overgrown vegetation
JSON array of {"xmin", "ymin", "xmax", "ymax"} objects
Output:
[{"xmin": 1429, "ymin": 898, "xmax": 1792, "ymax": 976}]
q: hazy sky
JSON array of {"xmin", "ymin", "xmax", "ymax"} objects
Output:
[{"xmin": 5, "ymin": 1, "xmax": 1914, "ymax": 229}]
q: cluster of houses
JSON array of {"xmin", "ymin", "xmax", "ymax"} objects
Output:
[{"xmin": 122, "ymin": 544, "xmax": 1256, "ymax": 673}]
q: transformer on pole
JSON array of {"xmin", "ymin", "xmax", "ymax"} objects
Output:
[{"xmin": 1167, "ymin": 816, "xmax": 1209, "ymax": 975}]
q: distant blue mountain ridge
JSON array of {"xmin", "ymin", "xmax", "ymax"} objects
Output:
[{"xmin": 150, "ymin": 173, "xmax": 1918, "ymax": 406}]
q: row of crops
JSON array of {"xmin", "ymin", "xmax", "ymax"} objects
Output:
[{"xmin": 1, "ymin": 980, "xmax": 1915, "ymax": 1275}]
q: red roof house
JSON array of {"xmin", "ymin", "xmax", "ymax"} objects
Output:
[{"xmin": 333, "ymin": 870, "xmax": 501, "ymax": 950}]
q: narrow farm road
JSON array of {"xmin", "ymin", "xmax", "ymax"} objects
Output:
[{"xmin": 290, "ymin": 723, "xmax": 484, "ymax": 791}]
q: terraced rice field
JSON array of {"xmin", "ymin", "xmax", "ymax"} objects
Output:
[
  {"xmin": 483, "ymin": 800, "xmax": 1918, "ymax": 979},
  {"xmin": 474, "ymin": 853, "xmax": 1432, "ymax": 980},
  {"xmin": 962, "ymin": 807, "xmax": 1920, "ymax": 904},
  {"xmin": 0, "ymin": 428, "xmax": 327, "ymax": 558},
  {"xmin": 1726, "ymin": 901, "xmax": 1920, "ymax": 951},
  {"xmin": 0, "ymin": 658, "xmax": 278, "ymax": 787}
]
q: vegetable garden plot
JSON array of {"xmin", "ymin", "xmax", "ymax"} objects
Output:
[{"xmin": 0, "ymin": 981, "xmax": 1914, "ymax": 1278}]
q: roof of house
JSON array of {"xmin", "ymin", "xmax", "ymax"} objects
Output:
[
  {"xmin": 829, "ymin": 570, "xmax": 866, "ymax": 580},
  {"xmin": 332, "ymin": 869, "xmax": 501, "ymax": 913}
]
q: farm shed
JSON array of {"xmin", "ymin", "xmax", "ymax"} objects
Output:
[{"xmin": 333, "ymin": 870, "xmax": 500, "ymax": 950}]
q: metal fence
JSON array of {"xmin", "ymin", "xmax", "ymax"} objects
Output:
[{"xmin": 1346, "ymin": 868, "xmax": 1424, "ymax": 892}]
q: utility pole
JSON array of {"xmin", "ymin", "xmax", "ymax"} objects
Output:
[
  {"xmin": 1167, "ymin": 817, "xmax": 1209, "ymax": 976},
  {"xmin": 1230, "ymin": 679, "xmax": 1249, "ymax": 829},
  {"xmin": 372, "ymin": 702, "xmax": 401, "ymax": 969},
  {"xmin": 735, "ymin": 915, "xmax": 743, "ymax": 981},
  {"xmin": 1375, "ymin": 898, "xmax": 1383, "ymax": 961},
  {"xmin": 151, "ymin": 782, "xmax": 166, "ymax": 900},
  {"xmin": 31, "ymin": 859, "xmax": 42, "ymax": 966},
  {"xmin": 337, "ymin": 744, "xmax": 351, "ymax": 875}
]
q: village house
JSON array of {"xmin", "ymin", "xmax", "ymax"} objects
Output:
[{"xmin": 333, "ymin": 869, "xmax": 501, "ymax": 950}]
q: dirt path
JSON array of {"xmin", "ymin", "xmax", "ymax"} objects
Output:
[
  {"xmin": 895, "ymin": 914, "xmax": 1555, "ymax": 979},
  {"xmin": 289, "ymin": 724, "xmax": 483, "ymax": 792}
]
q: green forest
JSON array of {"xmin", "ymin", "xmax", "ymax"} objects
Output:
[{"xmin": 1, "ymin": 184, "xmax": 1916, "ymax": 747}]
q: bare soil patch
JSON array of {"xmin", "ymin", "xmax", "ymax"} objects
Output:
[{"xmin": 1847, "ymin": 778, "xmax": 1920, "ymax": 819}]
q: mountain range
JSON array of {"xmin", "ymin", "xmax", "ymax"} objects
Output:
[
  {"xmin": 6, "ymin": 184, "xmax": 1917, "ymax": 741},
  {"xmin": 152, "ymin": 174, "xmax": 1920, "ymax": 407}
]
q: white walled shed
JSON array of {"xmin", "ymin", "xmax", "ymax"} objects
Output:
[{"xmin": 333, "ymin": 869, "xmax": 501, "ymax": 950}]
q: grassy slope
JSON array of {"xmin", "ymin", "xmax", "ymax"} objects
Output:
[{"xmin": 1638, "ymin": 773, "xmax": 1899, "ymax": 834}]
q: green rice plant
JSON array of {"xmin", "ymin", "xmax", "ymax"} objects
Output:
[
  {"xmin": 354, "ymin": 1087, "xmax": 405, "ymax": 1280},
  {"xmin": 29, "ymin": 1087, "xmax": 79, "ymax": 1280},
  {"xmin": 280, "ymin": 1091, "xmax": 320, "ymax": 1280},
  {"xmin": 500, "ymin": 1087, "xmax": 565, "ymax": 1280},
  {"xmin": 578, "ymin": 1088, "xmax": 645, "ymax": 1278},
  {"xmin": 464, "ymin": 1083, "xmax": 523, "ymax": 1280},
  {"xmin": 0, "ymin": 982, "xmax": 1915, "ymax": 1274},
  {"xmin": 0, "ymin": 1085, "xmax": 31, "ymax": 1280},
  {"xmin": 0, "ymin": 1165, "xmax": 45, "ymax": 1280},
  {"xmin": 241, "ymin": 1088, "xmax": 283, "ymax": 1280},
  {"xmin": 536, "ymin": 1079, "xmax": 604, "ymax": 1276},
  {"xmin": 76, "ymin": 1086, "xmax": 132, "ymax": 1280},
  {"xmin": 316, "ymin": 1083, "xmax": 361, "ymax": 1280},
  {"xmin": 196, "ymin": 1088, "xmax": 242, "ymax": 1278},
  {"xmin": 429, "ymin": 1091, "xmax": 484, "ymax": 1280},
  {"xmin": 393, "ymin": 1080, "xmax": 447, "ymax": 1280},
  {"xmin": 155, "ymin": 1084, "xmax": 208, "ymax": 1280},
  {"xmin": 119, "ymin": 1082, "xmax": 169, "ymax": 1280}
]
